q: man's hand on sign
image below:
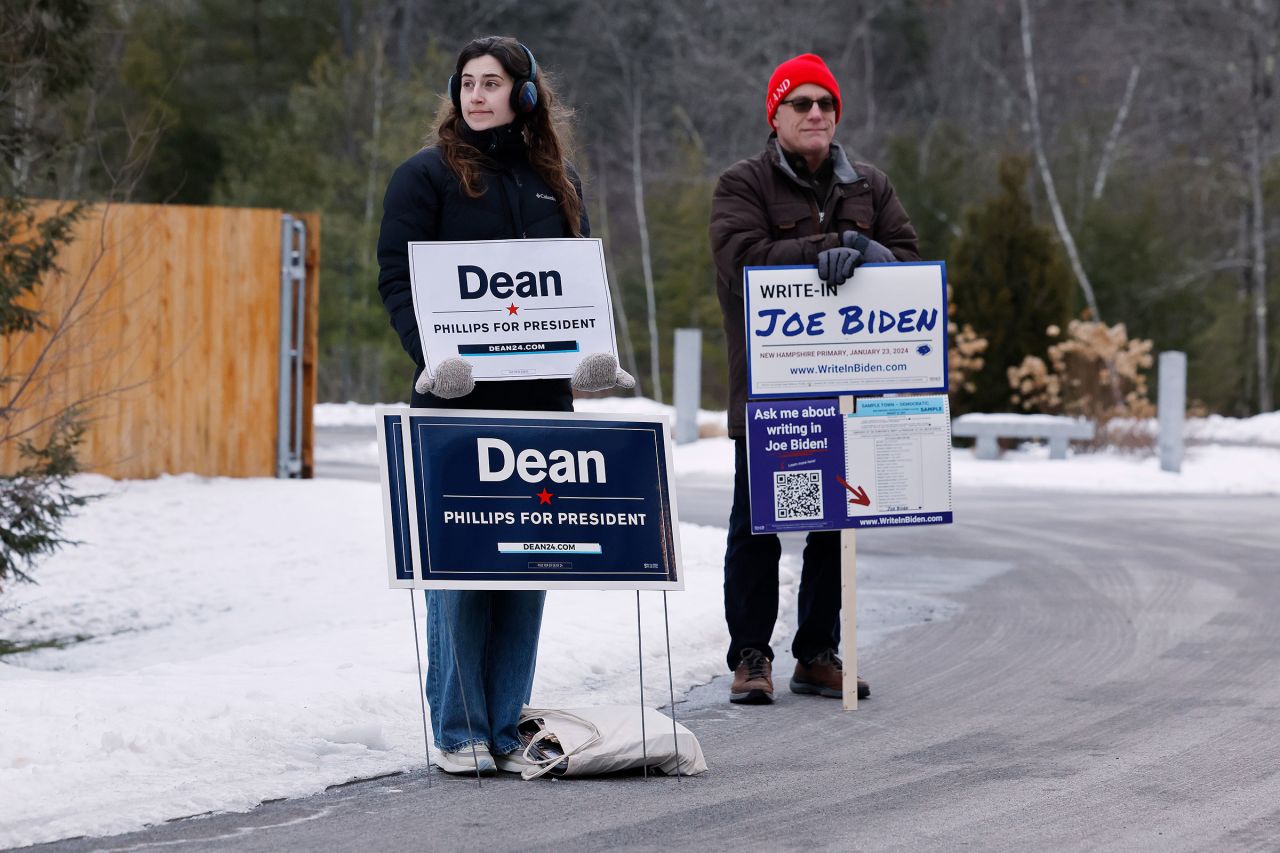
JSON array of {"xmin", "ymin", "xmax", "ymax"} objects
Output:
[
  {"xmin": 816, "ymin": 246, "xmax": 863, "ymax": 287},
  {"xmin": 415, "ymin": 357, "xmax": 474, "ymax": 398},
  {"xmin": 571, "ymin": 352, "xmax": 636, "ymax": 393},
  {"xmin": 842, "ymin": 230, "xmax": 896, "ymax": 263}
]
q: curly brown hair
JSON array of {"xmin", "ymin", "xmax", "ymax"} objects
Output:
[{"xmin": 432, "ymin": 36, "xmax": 583, "ymax": 237}]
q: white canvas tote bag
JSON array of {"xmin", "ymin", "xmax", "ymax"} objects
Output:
[{"xmin": 515, "ymin": 706, "xmax": 708, "ymax": 780}]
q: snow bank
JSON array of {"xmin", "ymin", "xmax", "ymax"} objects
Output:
[{"xmin": 0, "ymin": 475, "xmax": 741, "ymax": 846}]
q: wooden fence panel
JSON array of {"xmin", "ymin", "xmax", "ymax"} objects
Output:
[{"xmin": 1, "ymin": 202, "xmax": 318, "ymax": 479}]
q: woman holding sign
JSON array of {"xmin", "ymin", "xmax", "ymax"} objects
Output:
[{"xmin": 377, "ymin": 36, "xmax": 630, "ymax": 776}]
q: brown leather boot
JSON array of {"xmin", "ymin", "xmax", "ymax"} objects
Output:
[
  {"xmin": 790, "ymin": 650, "xmax": 870, "ymax": 700},
  {"xmin": 729, "ymin": 648, "xmax": 774, "ymax": 704}
]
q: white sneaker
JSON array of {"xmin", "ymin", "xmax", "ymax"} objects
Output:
[
  {"xmin": 435, "ymin": 743, "xmax": 496, "ymax": 775},
  {"xmin": 494, "ymin": 748, "xmax": 541, "ymax": 775}
]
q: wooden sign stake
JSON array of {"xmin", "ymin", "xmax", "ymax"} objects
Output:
[{"xmin": 839, "ymin": 395, "xmax": 858, "ymax": 711}]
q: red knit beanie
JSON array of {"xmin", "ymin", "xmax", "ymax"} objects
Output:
[{"xmin": 765, "ymin": 53, "xmax": 841, "ymax": 127}]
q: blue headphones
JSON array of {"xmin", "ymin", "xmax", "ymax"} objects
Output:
[{"xmin": 449, "ymin": 42, "xmax": 540, "ymax": 114}]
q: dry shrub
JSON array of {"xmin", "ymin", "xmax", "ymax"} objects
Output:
[
  {"xmin": 1008, "ymin": 320, "xmax": 1156, "ymax": 450},
  {"xmin": 947, "ymin": 284, "xmax": 988, "ymax": 395}
]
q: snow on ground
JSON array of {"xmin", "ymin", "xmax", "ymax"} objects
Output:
[
  {"xmin": 1187, "ymin": 410, "xmax": 1280, "ymax": 445},
  {"xmin": 317, "ymin": 399, "xmax": 1280, "ymax": 494},
  {"xmin": 952, "ymin": 443, "xmax": 1280, "ymax": 493},
  {"xmin": 313, "ymin": 396, "xmax": 729, "ymax": 434},
  {"xmin": 0, "ymin": 475, "xmax": 746, "ymax": 847},
  {"xmin": 2, "ymin": 399, "xmax": 1278, "ymax": 847}
]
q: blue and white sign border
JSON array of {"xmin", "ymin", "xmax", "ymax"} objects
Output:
[
  {"xmin": 375, "ymin": 407, "xmax": 415, "ymax": 589},
  {"xmin": 743, "ymin": 261, "xmax": 949, "ymax": 399},
  {"xmin": 392, "ymin": 407, "xmax": 684, "ymax": 591}
]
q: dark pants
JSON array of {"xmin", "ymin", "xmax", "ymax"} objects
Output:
[{"xmin": 723, "ymin": 437, "xmax": 841, "ymax": 670}]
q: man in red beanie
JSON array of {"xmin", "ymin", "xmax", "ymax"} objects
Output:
[{"xmin": 709, "ymin": 52, "xmax": 920, "ymax": 705}]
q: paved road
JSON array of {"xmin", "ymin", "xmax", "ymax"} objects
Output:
[
  {"xmin": 24, "ymin": 433, "xmax": 1280, "ymax": 851},
  {"xmin": 310, "ymin": 426, "xmax": 381, "ymax": 483}
]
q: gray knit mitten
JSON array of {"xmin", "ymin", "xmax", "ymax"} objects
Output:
[
  {"xmin": 571, "ymin": 352, "xmax": 636, "ymax": 393},
  {"xmin": 415, "ymin": 357, "xmax": 474, "ymax": 399}
]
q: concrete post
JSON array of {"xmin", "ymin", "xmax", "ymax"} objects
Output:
[
  {"xmin": 1158, "ymin": 351, "xmax": 1186, "ymax": 473},
  {"xmin": 673, "ymin": 328, "xmax": 702, "ymax": 445}
]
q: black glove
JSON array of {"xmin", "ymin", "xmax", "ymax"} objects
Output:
[
  {"xmin": 816, "ymin": 246, "xmax": 863, "ymax": 286},
  {"xmin": 842, "ymin": 230, "xmax": 896, "ymax": 263}
]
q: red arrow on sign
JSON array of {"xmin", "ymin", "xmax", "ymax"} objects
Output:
[{"xmin": 835, "ymin": 474, "xmax": 871, "ymax": 506}]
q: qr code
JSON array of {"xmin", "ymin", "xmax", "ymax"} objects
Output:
[{"xmin": 773, "ymin": 470, "xmax": 823, "ymax": 521}]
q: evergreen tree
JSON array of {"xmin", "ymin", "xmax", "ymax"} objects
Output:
[
  {"xmin": 115, "ymin": 0, "xmax": 344, "ymax": 204},
  {"xmin": 1080, "ymin": 184, "xmax": 1206, "ymax": 362},
  {"xmin": 885, "ymin": 123, "xmax": 977, "ymax": 264},
  {"xmin": 218, "ymin": 37, "xmax": 453, "ymax": 402},
  {"xmin": 950, "ymin": 155, "xmax": 1073, "ymax": 414},
  {"xmin": 1, "ymin": 1, "xmax": 96, "ymax": 592}
]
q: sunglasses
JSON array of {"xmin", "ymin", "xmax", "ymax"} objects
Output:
[{"xmin": 780, "ymin": 96, "xmax": 837, "ymax": 114}]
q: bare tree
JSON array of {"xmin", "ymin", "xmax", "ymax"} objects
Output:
[
  {"xmin": 584, "ymin": 0, "xmax": 669, "ymax": 402},
  {"xmin": 589, "ymin": 148, "xmax": 642, "ymax": 394},
  {"xmin": 1240, "ymin": 0, "xmax": 1277, "ymax": 412},
  {"xmin": 629, "ymin": 86, "xmax": 663, "ymax": 403},
  {"xmin": 1018, "ymin": 0, "xmax": 1101, "ymax": 321},
  {"xmin": 1091, "ymin": 63, "xmax": 1141, "ymax": 202},
  {"xmin": 1148, "ymin": 0, "xmax": 1279, "ymax": 413},
  {"xmin": 362, "ymin": 3, "xmax": 392, "ymax": 269}
]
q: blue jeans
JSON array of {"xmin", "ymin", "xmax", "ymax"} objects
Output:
[{"xmin": 425, "ymin": 589, "xmax": 545, "ymax": 755}]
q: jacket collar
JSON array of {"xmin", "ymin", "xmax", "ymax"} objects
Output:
[
  {"xmin": 767, "ymin": 134, "xmax": 861, "ymax": 188},
  {"xmin": 459, "ymin": 121, "xmax": 525, "ymax": 160}
]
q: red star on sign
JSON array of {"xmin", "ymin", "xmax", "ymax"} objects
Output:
[
  {"xmin": 536, "ymin": 488, "xmax": 553, "ymax": 504},
  {"xmin": 507, "ymin": 303, "xmax": 519, "ymax": 315}
]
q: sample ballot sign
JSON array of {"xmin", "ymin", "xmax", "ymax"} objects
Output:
[
  {"xmin": 376, "ymin": 407, "xmax": 682, "ymax": 590},
  {"xmin": 409, "ymin": 238, "xmax": 619, "ymax": 384},
  {"xmin": 744, "ymin": 262, "xmax": 948, "ymax": 398},
  {"xmin": 746, "ymin": 395, "xmax": 953, "ymax": 533}
]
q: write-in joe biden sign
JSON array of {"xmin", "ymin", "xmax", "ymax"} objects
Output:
[
  {"xmin": 408, "ymin": 238, "xmax": 619, "ymax": 384},
  {"xmin": 376, "ymin": 407, "xmax": 682, "ymax": 590},
  {"xmin": 744, "ymin": 262, "xmax": 948, "ymax": 398}
]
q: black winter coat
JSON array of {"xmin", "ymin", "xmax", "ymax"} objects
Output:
[{"xmin": 376, "ymin": 123, "xmax": 589, "ymax": 412}]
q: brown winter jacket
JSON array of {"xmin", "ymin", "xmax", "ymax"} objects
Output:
[{"xmin": 710, "ymin": 136, "xmax": 921, "ymax": 437}]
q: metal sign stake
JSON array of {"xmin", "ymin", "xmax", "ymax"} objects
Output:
[
  {"xmin": 636, "ymin": 591, "xmax": 649, "ymax": 778},
  {"xmin": 408, "ymin": 591, "xmax": 432, "ymax": 785},
  {"xmin": 662, "ymin": 591, "xmax": 682, "ymax": 779}
]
